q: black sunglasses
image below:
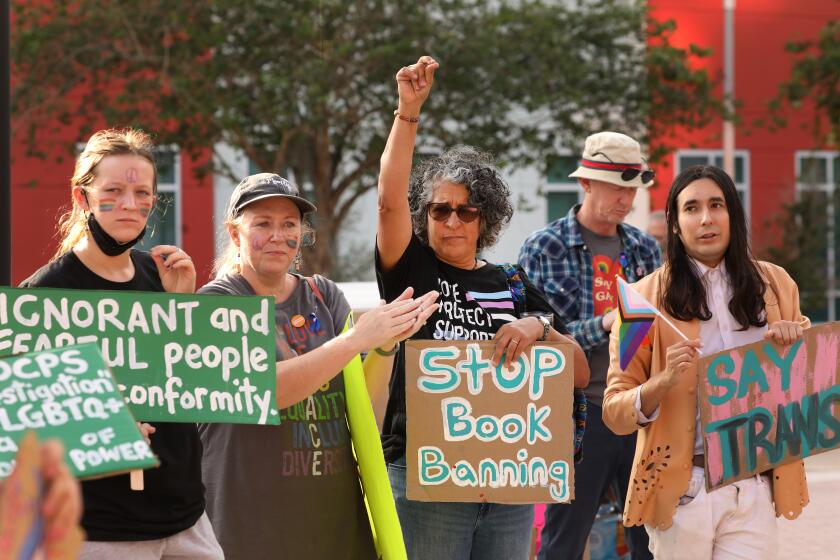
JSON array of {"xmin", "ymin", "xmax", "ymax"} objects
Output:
[
  {"xmin": 427, "ymin": 202, "xmax": 481, "ymax": 223},
  {"xmin": 590, "ymin": 151, "xmax": 655, "ymax": 184}
]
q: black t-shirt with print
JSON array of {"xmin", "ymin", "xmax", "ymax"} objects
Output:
[
  {"xmin": 375, "ymin": 234, "xmax": 569, "ymax": 463},
  {"xmin": 19, "ymin": 250, "xmax": 206, "ymax": 541}
]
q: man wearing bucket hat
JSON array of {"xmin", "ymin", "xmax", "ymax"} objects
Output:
[{"xmin": 519, "ymin": 132, "xmax": 661, "ymax": 559}]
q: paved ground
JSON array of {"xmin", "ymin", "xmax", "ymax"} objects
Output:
[
  {"xmin": 778, "ymin": 451, "xmax": 840, "ymax": 558},
  {"xmin": 571, "ymin": 452, "xmax": 840, "ymax": 560}
]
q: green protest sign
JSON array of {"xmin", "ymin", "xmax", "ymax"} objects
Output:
[
  {"xmin": 0, "ymin": 287, "xmax": 278, "ymax": 424},
  {"xmin": 0, "ymin": 344, "xmax": 159, "ymax": 479}
]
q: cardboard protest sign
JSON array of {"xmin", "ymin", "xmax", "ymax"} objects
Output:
[
  {"xmin": 0, "ymin": 344, "xmax": 159, "ymax": 480},
  {"xmin": 405, "ymin": 340, "xmax": 574, "ymax": 504},
  {"xmin": 699, "ymin": 322, "xmax": 840, "ymax": 490},
  {"xmin": 0, "ymin": 432, "xmax": 84, "ymax": 560},
  {"xmin": 0, "ymin": 287, "xmax": 278, "ymax": 424}
]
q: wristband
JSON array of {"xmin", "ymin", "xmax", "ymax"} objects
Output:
[
  {"xmin": 537, "ymin": 315, "xmax": 551, "ymax": 341},
  {"xmin": 394, "ymin": 109, "xmax": 420, "ymax": 123},
  {"xmin": 374, "ymin": 343, "xmax": 399, "ymax": 357}
]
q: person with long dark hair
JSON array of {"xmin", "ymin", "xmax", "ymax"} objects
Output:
[{"xmin": 602, "ymin": 165, "xmax": 810, "ymax": 559}]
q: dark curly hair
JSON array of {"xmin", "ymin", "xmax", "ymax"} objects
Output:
[{"xmin": 408, "ymin": 145, "xmax": 513, "ymax": 251}]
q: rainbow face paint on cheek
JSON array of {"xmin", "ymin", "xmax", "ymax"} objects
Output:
[
  {"xmin": 98, "ymin": 203, "xmax": 115, "ymax": 212},
  {"xmin": 285, "ymin": 239, "xmax": 298, "ymax": 249},
  {"xmin": 139, "ymin": 208, "xmax": 151, "ymax": 217}
]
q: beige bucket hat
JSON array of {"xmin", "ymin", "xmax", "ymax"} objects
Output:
[{"xmin": 569, "ymin": 131, "xmax": 654, "ymax": 188}]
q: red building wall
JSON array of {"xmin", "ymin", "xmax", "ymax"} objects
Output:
[
  {"xmin": 10, "ymin": 121, "xmax": 216, "ymax": 285},
  {"xmin": 648, "ymin": 0, "xmax": 834, "ymax": 249}
]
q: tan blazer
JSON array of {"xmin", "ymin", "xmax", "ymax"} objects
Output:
[{"xmin": 603, "ymin": 261, "xmax": 810, "ymax": 530}]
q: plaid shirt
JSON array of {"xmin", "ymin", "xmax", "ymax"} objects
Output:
[{"xmin": 518, "ymin": 205, "xmax": 662, "ymax": 352}]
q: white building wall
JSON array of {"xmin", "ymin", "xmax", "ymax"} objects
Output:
[
  {"xmin": 213, "ymin": 146, "xmax": 651, "ymax": 280},
  {"xmin": 212, "ymin": 144, "xmax": 254, "ymax": 260}
]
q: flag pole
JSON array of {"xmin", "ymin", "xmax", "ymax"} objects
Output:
[
  {"xmin": 653, "ymin": 311, "xmax": 690, "ymax": 342},
  {"xmin": 616, "ymin": 275, "xmax": 692, "ymax": 342}
]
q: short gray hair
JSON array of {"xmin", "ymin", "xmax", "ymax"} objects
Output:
[{"xmin": 408, "ymin": 145, "xmax": 513, "ymax": 251}]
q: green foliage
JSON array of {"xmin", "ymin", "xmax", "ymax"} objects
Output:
[
  {"xmin": 763, "ymin": 189, "xmax": 829, "ymax": 314},
  {"xmin": 12, "ymin": 0, "xmax": 722, "ymax": 274},
  {"xmin": 770, "ymin": 18, "xmax": 840, "ymax": 147}
]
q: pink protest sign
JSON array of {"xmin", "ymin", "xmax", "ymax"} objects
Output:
[{"xmin": 699, "ymin": 322, "xmax": 840, "ymax": 490}]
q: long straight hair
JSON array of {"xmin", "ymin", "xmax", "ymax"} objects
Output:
[{"xmin": 662, "ymin": 165, "xmax": 766, "ymax": 328}]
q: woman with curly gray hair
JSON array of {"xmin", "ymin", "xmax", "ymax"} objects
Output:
[{"xmin": 376, "ymin": 56, "xmax": 589, "ymax": 559}]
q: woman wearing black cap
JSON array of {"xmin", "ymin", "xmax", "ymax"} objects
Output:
[
  {"xmin": 197, "ymin": 173, "xmax": 439, "ymax": 559},
  {"xmin": 20, "ymin": 128, "xmax": 223, "ymax": 559}
]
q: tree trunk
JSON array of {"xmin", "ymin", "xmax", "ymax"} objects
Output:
[
  {"xmin": 302, "ymin": 220, "xmax": 335, "ymax": 277},
  {"xmin": 302, "ymin": 125, "xmax": 336, "ymax": 277}
]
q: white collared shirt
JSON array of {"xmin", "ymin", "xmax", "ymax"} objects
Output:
[{"xmin": 636, "ymin": 259, "xmax": 768, "ymax": 454}]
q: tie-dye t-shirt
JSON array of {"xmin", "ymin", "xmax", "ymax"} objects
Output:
[
  {"xmin": 375, "ymin": 234, "xmax": 568, "ymax": 464},
  {"xmin": 197, "ymin": 273, "xmax": 376, "ymax": 560}
]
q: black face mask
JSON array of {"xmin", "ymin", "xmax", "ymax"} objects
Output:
[{"xmin": 86, "ymin": 212, "xmax": 147, "ymax": 256}]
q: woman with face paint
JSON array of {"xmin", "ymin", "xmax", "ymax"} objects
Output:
[
  {"xmin": 196, "ymin": 173, "xmax": 439, "ymax": 559},
  {"xmin": 20, "ymin": 129, "xmax": 224, "ymax": 560}
]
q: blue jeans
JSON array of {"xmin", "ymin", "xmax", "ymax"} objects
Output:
[{"xmin": 388, "ymin": 457, "xmax": 534, "ymax": 560}]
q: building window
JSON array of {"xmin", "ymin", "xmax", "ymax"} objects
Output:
[
  {"xmin": 545, "ymin": 154, "xmax": 582, "ymax": 222},
  {"xmin": 674, "ymin": 150, "xmax": 750, "ymax": 216},
  {"xmin": 795, "ymin": 151, "xmax": 840, "ymax": 322},
  {"xmin": 138, "ymin": 146, "xmax": 181, "ymax": 250}
]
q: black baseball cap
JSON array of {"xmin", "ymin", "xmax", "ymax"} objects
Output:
[{"xmin": 226, "ymin": 173, "xmax": 317, "ymax": 220}]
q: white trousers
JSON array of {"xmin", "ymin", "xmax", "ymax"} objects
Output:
[{"xmin": 645, "ymin": 467, "xmax": 777, "ymax": 560}]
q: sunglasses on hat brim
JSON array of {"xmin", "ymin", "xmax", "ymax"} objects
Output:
[
  {"xmin": 584, "ymin": 152, "xmax": 655, "ymax": 184},
  {"xmin": 619, "ymin": 168, "xmax": 655, "ymax": 184}
]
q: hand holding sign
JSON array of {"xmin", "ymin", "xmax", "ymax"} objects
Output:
[
  {"xmin": 491, "ymin": 317, "xmax": 544, "ymax": 369},
  {"xmin": 136, "ymin": 422, "xmax": 156, "ymax": 444},
  {"xmin": 764, "ymin": 320, "xmax": 804, "ymax": 346}
]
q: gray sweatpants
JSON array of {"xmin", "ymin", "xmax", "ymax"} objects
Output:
[{"xmin": 80, "ymin": 512, "xmax": 224, "ymax": 560}]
